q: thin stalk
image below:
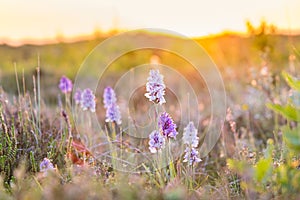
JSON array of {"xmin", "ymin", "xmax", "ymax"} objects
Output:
[
  {"xmin": 36, "ymin": 55, "xmax": 41, "ymax": 134},
  {"xmin": 273, "ymin": 113, "xmax": 279, "ymax": 144},
  {"xmin": 192, "ymin": 164, "xmax": 196, "ymax": 188},
  {"xmin": 32, "ymin": 75, "xmax": 38, "ymax": 137},
  {"xmin": 22, "ymin": 68, "xmax": 26, "ymax": 97},
  {"xmin": 14, "ymin": 63, "xmax": 20, "ymax": 100},
  {"xmin": 155, "ymin": 151, "xmax": 165, "ymax": 188},
  {"xmin": 154, "ymin": 104, "xmax": 159, "ymax": 130},
  {"xmin": 168, "ymin": 138, "xmax": 176, "ymax": 180},
  {"xmin": 153, "ymin": 103, "xmax": 165, "ymax": 186}
]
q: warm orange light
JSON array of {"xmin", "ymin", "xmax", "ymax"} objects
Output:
[{"xmin": 0, "ymin": 0, "xmax": 299, "ymax": 45}]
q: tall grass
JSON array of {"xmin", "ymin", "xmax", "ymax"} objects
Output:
[{"xmin": 0, "ymin": 46, "xmax": 300, "ymax": 199}]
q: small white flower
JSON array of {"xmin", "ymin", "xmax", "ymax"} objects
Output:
[{"xmin": 182, "ymin": 122, "xmax": 199, "ymax": 147}]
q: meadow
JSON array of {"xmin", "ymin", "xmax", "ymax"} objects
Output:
[{"xmin": 0, "ymin": 28, "xmax": 300, "ymax": 199}]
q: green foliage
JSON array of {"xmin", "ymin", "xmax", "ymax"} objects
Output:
[
  {"xmin": 254, "ymin": 158, "xmax": 272, "ymax": 183},
  {"xmin": 281, "ymin": 125, "xmax": 300, "ymax": 152},
  {"xmin": 266, "ymin": 103, "xmax": 300, "ymax": 121},
  {"xmin": 267, "ymin": 72, "xmax": 300, "ymax": 151},
  {"xmin": 0, "ymin": 89, "xmax": 69, "ymax": 189},
  {"xmin": 227, "ymin": 140, "xmax": 300, "ymax": 197},
  {"xmin": 227, "ymin": 71, "xmax": 300, "ymax": 198},
  {"xmin": 282, "ymin": 71, "xmax": 300, "ymax": 91},
  {"xmin": 0, "ymin": 106, "xmax": 18, "ymax": 186},
  {"xmin": 227, "ymin": 159, "xmax": 248, "ymax": 174}
]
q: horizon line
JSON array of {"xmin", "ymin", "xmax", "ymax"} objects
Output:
[{"xmin": 1, "ymin": 28, "xmax": 300, "ymax": 47}]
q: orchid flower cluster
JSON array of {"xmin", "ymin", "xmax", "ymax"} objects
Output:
[
  {"xmin": 182, "ymin": 122, "xmax": 201, "ymax": 165},
  {"xmin": 145, "ymin": 69, "xmax": 201, "ymax": 165},
  {"xmin": 58, "ymin": 76, "xmax": 96, "ymax": 112},
  {"xmin": 59, "ymin": 70, "xmax": 201, "ymax": 165},
  {"xmin": 74, "ymin": 88, "xmax": 96, "ymax": 113},
  {"xmin": 148, "ymin": 112, "xmax": 178, "ymax": 153},
  {"xmin": 146, "ymin": 69, "xmax": 178, "ymax": 153},
  {"xmin": 58, "ymin": 76, "xmax": 122, "ymax": 124}
]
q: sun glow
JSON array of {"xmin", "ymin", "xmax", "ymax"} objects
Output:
[{"xmin": 1, "ymin": 0, "xmax": 299, "ymax": 45}]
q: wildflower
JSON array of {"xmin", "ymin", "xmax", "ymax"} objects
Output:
[
  {"xmin": 74, "ymin": 88, "xmax": 82, "ymax": 104},
  {"xmin": 182, "ymin": 122, "xmax": 199, "ymax": 147},
  {"xmin": 145, "ymin": 69, "xmax": 166, "ymax": 105},
  {"xmin": 226, "ymin": 108, "xmax": 236, "ymax": 134},
  {"xmin": 80, "ymin": 89, "xmax": 96, "ymax": 112},
  {"xmin": 149, "ymin": 130, "xmax": 165, "ymax": 153},
  {"xmin": 105, "ymin": 103, "xmax": 122, "ymax": 125},
  {"xmin": 103, "ymin": 87, "xmax": 117, "ymax": 108},
  {"xmin": 40, "ymin": 158, "xmax": 54, "ymax": 173},
  {"xmin": 59, "ymin": 76, "xmax": 73, "ymax": 93},
  {"xmin": 183, "ymin": 147, "xmax": 202, "ymax": 166},
  {"xmin": 159, "ymin": 112, "xmax": 177, "ymax": 139},
  {"xmin": 103, "ymin": 87, "xmax": 121, "ymax": 124}
]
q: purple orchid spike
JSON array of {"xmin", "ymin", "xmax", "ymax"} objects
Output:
[
  {"xmin": 159, "ymin": 112, "xmax": 177, "ymax": 139},
  {"xmin": 59, "ymin": 76, "xmax": 72, "ymax": 93},
  {"xmin": 80, "ymin": 88, "xmax": 96, "ymax": 112},
  {"xmin": 145, "ymin": 69, "xmax": 166, "ymax": 105}
]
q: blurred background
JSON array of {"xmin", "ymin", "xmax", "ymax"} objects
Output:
[{"xmin": 0, "ymin": 0, "xmax": 299, "ymax": 124}]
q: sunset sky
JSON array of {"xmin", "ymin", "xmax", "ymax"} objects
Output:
[{"xmin": 1, "ymin": 0, "xmax": 300, "ymax": 44}]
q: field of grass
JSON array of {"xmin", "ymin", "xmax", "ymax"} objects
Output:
[
  {"xmin": 1, "ymin": 33, "xmax": 299, "ymax": 94},
  {"xmin": 0, "ymin": 31, "xmax": 300, "ymax": 199}
]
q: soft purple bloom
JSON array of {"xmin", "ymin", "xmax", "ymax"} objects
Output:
[
  {"xmin": 149, "ymin": 130, "xmax": 166, "ymax": 153},
  {"xmin": 105, "ymin": 103, "xmax": 122, "ymax": 125},
  {"xmin": 59, "ymin": 76, "xmax": 73, "ymax": 93},
  {"xmin": 40, "ymin": 158, "xmax": 54, "ymax": 173},
  {"xmin": 145, "ymin": 69, "xmax": 166, "ymax": 105},
  {"xmin": 80, "ymin": 89, "xmax": 96, "ymax": 112},
  {"xmin": 103, "ymin": 87, "xmax": 121, "ymax": 124},
  {"xmin": 183, "ymin": 147, "xmax": 202, "ymax": 166},
  {"xmin": 182, "ymin": 122, "xmax": 199, "ymax": 147},
  {"xmin": 159, "ymin": 112, "xmax": 177, "ymax": 139},
  {"xmin": 103, "ymin": 87, "xmax": 117, "ymax": 109},
  {"xmin": 74, "ymin": 88, "xmax": 82, "ymax": 104}
]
